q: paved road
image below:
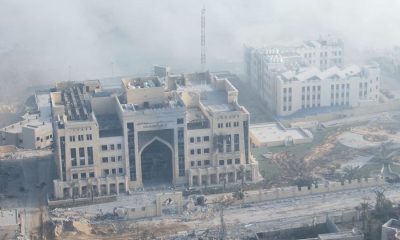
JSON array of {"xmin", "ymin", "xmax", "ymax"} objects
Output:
[{"xmin": 189, "ymin": 183, "xmax": 400, "ymax": 232}]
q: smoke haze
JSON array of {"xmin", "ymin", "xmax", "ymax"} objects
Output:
[{"xmin": 0, "ymin": 0, "xmax": 399, "ymax": 101}]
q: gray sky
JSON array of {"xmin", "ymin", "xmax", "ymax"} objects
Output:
[{"xmin": 0, "ymin": 0, "xmax": 399, "ymax": 92}]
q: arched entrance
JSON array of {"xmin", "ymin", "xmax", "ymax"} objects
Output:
[{"xmin": 140, "ymin": 139, "xmax": 173, "ymax": 186}]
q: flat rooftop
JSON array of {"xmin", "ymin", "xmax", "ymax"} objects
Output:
[
  {"xmin": 122, "ymin": 76, "xmax": 162, "ymax": 90},
  {"xmin": 0, "ymin": 209, "xmax": 18, "ymax": 227},
  {"xmin": 1, "ymin": 117, "xmax": 51, "ymax": 133},
  {"xmin": 250, "ymin": 122, "xmax": 312, "ymax": 144},
  {"xmin": 36, "ymin": 92, "xmax": 51, "ymax": 121}
]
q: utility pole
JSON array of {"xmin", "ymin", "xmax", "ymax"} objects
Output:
[{"xmin": 201, "ymin": 5, "xmax": 206, "ymax": 71}]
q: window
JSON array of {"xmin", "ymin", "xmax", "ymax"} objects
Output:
[
  {"xmin": 226, "ymin": 135, "xmax": 232, "ymax": 152},
  {"xmin": 118, "ymin": 168, "xmax": 123, "ymax": 174},
  {"xmin": 102, "ymin": 157, "xmax": 108, "ymax": 163},
  {"xmin": 191, "ymin": 161, "xmax": 195, "ymax": 167},
  {"xmin": 118, "ymin": 156, "xmax": 122, "ymax": 161},
  {"xmin": 177, "ymin": 118, "xmax": 184, "ymax": 124},
  {"xmin": 219, "ymin": 160, "xmax": 224, "ymax": 166},
  {"xmin": 234, "ymin": 134, "xmax": 239, "ymax": 151},
  {"xmin": 204, "ymin": 148, "xmax": 210, "ymax": 154},
  {"xmin": 36, "ymin": 137, "xmax": 40, "ymax": 141},
  {"xmin": 204, "ymin": 160, "xmax": 210, "ymax": 165},
  {"xmin": 86, "ymin": 134, "xmax": 92, "ymax": 141},
  {"xmin": 196, "ymin": 137, "xmax": 201, "ymax": 142},
  {"xmin": 217, "ymin": 135, "xmax": 224, "ymax": 153},
  {"xmin": 71, "ymin": 148, "xmax": 77, "ymax": 166},
  {"xmin": 104, "ymin": 169, "xmax": 109, "ymax": 176},
  {"xmin": 203, "ymin": 136, "xmax": 209, "ymax": 141},
  {"xmin": 87, "ymin": 147, "xmax": 93, "ymax": 165},
  {"xmin": 227, "ymin": 159, "xmax": 232, "ymax": 165},
  {"xmin": 218, "ymin": 123, "xmax": 223, "ymax": 128},
  {"xmin": 80, "ymin": 173, "xmax": 86, "ymax": 179},
  {"xmin": 79, "ymin": 147, "xmax": 85, "ymax": 165},
  {"xmin": 225, "ymin": 122, "xmax": 231, "ymax": 128},
  {"xmin": 190, "ymin": 137, "xmax": 194, "ymax": 143},
  {"xmin": 197, "ymin": 161, "xmax": 202, "ymax": 166},
  {"xmin": 112, "ymin": 168, "xmax": 116, "ymax": 175},
  {"xmin": 78, "ymin": 135, "xmax": 84, "ymax": 141},
  {"xmin": 190, "ymin": 149, "xmax": 195, "ymax": 155},
  {"xmin": 111, "ymin": 156, "xmax": 116, "ymax": 162},
  {"xmin": 235, "ymin": 158, "xmax": 240, "ymax": 164},
  {"xmin": 69, "ymin": 136, "xmax": 75, "ymax": 142},
  {"xmin": 109, "ymin": 144, "xmax": 114, "ymax": 150},
  {"xmin": 233, "ymin": 122, "xmax": 239, "ymax": 127},
  {"xmin": 72, "ymin": 173, "xmax": 78, "ymax": 179},
  {"xmin": 89, "ymin": 172, "xmax": 95, "ymax": 178},
  {"xmin": 197, "ymin": 149, "xmax": 201, "ymax": 154},
  {"xmin": 101, "ymin": 145, "xmax": 108, "ymax": 151},
  {"xmin": 117, "ymin": 144, "xmax": 122, "ymax": 150}
]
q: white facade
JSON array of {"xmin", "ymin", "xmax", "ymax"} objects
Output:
[
  {"xmin": 51, "ymin": 72, "xmax": 260, "ymax": 199},
  {"xmin": 245, "ymin": 37, "xmax": 380, "ymax": 117}
]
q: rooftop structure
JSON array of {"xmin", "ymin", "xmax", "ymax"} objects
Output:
[
  {"xmin": 382, "ymin": 219, "xmax": 400, "ymax": 240},
  {"xmin": 250, "ymin": 122, "xmax": 313, "ymax": 147},
  {"xmin": 0, "ymin": 209, "xmax": 22, "ymax": 239},
  {"xmin": 255, "ymin": 216, "xmax": 363, "ymax": 240}
]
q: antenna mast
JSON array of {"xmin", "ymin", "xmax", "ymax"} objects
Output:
[{"xmin": 201, "ymin": 5, "xmax": 206, "ymax": 71}]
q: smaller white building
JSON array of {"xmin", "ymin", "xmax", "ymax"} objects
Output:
[
  {"xmin": 0, "ymin": 92, "xmax": 53, "ymax": 149},
  {"xmin": 250, "ymin": 122, "xmax": 313, "ymax": 147}
]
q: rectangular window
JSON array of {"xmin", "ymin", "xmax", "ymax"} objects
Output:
[
  {"xmin": 234, "ymin": 134, "xmax": 240, "ymax": 151},
  {"xmin": 101, "ymin": 145, "xmax": 108, "ymax": 151},
  {"xmin": 190, "ymin": 149, "xmax": 195, "ymax": 155},
  {"xmin": 89, "ymin": 172, "xmax": 95, "ymax": 178},
  {"xmin": 177, "ymin": 118, "xmax": 184, "ymax": 124},
  {"xmin": 112, "ymin": 168, "xmax": 116, "ymax": 175},
  {"xmin": 191, "ymin": 161, "xmax": 195, "ymax": 167},
  {"xmin": 118, "ymin": 168, "xmax": 123, "ymax": 174},
  {"xmin": 118, "ymin": 156, "xmax": 122, "ymax": 161},
  {"xmin": 204, "ymin": 148, "xmax": 210, "ymax": 154},
  {"xmin": 225, "ymin": 135, "xmax": 232, "ymax": 153},
  {"xmin": 111, "ymin": 156, "xmax": 116, "ymax": 162},
  {"xmin": 79, "ymin": 147, "xmax": 85, "ymax": 166},
  {"xmin": 78, "ymin": 135, "xmax": 84, "ymax": 141},
  {"xmin": 87, "ymin": 147, "xmax": 93, "ymax": 165},
  {"xmin": 102, "ymin": 157, "xmax": 108, "ymax": 163},
  {"xmin": 227, "ymin": 159, "xmax": 232, "ymax": 165},
  {"xmin": 72, "ymin": 173, "xmax": 78, "ymax": 179},
  {"xmin": 203, "ymin": 136, "xmax": 210, "ymax": 141},
  {"xmin": 217, "ymin": 135, "xmax": 224, "ymax": 153},
  {"xmin": 110, "ymin": 144, "xmax": 115, "ymax": 150},
  {"xmin": 197, "ymin": 161, "xmax": 202, "ymax": 166},
  {"xmin": 70, "ymin": 148, "xmax": 77, "ymax": 166},
  {"xmin": 104, "ymin": 169, "xmax": 109, "ymax": 176},
  {"xmin": 219, "ymin": 160, "xmax": 224, "ymax": 166},
  {"xmin": 204, "ymin": 160, "xmax": 210, "ymax": 165},
  {"xmin": 80, "ymin": 173, "xmax": 86, "ymax": 179},
  {"xmin": 235, "ymin": 158, "xmax": 240, "ymax": 164},
  {"xmin": 196, "ymin": 137, "xmax": 201, "ymax": 142},
  {"xmin": 190, "ymin": 137, "xmax": 194, "ymax": 143},
  {"xmin": 197, "ymin": 149, "xmax": 201, "ymax": 154},
  {"xmin": 69, "ymin": 136, "xmax": 75, "ymax": 142},
  {"xmin": 86, "ymin": 134, "xmax": 92, "ymax": 141},
  {"xmin": 117, "ymin": 144, "xmax": 122, "ymax": 150}
]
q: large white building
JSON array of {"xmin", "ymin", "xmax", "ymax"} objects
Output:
[
  {"xmin": 51, "ymin": 71, "xmax": 260, "ymax": 199},
  {"xmin": 245, "ymin": 37, "xmax": 380, "ymax": 117}
]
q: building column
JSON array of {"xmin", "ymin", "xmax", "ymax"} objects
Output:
[
  {"xmin": 234, "ymin": 167, "xmax": 238, "ymax": 183},
  {"xmin": 188, "ymin": 171, "xmax": 193, "ymax": 187}
]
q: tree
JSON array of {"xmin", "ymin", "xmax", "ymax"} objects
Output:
[
  {"xmin": 343, "ymin": 166, "xmax": 361, "ymax": 183},
  {"xmin": 374, "ymin": 189, "xmax": 393, "ymax": 220}
]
